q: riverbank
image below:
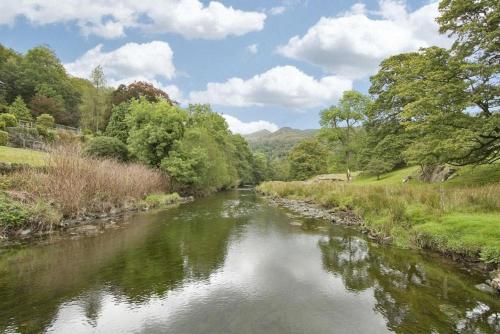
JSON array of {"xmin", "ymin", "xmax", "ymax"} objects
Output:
[
  {"xmin": 257, "ymin": 180, "xmax": 500, "ymax": 292},
  {"xmin": 0, "ymin": 146, "xmax": 190, "ymax": 240}
]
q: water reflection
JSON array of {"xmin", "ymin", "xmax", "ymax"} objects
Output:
[
  {"xmin": 319, "ymin": 227, "xmax": 500, "ymax": 333},
  {"xmin": 0, "ymin": 191, "xmax": 498, "ymax": 333}
]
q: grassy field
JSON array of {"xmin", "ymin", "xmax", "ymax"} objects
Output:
[
  {"xmin": 258, "ymin": 165, "xmax": 500, "ymax": 265},
  {"xmin": 353, "ymin": 164, "xmax": 500, "ymax": 187},
  {"xmin": 0, "ymin": 146, "xmax": 47, "ymax": 166}
]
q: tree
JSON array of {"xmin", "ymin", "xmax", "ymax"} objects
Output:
[
  {"xmin": 105, "ymin": 102, "xmax": 130, "ymax": 143},
  {"xmin": 365, "ymin": 158, "xmax": 392, "ymax": 180},
  {"xmin": 436, "ymin": 0, "xmax": 499, "ymax": 165},
  {"xmin": 8, "ymin": 96, "xmax": 32, "ymax": 121},
  {"xmin": 320, "ymin": 91, "xmax": 371, "ymax": 180},
  {"xmin": 112, "ymin": 81, "xmax": 173, "ymax": 106},
  {"xmin": 126, "ymin": 98, "xmax": 188, "ymax": 166},
  {"xmin": 288, "ymin": 139, "xmax": 329, "ymax": 180},
  {"xmin": 89, "ymin": 65, "xmax": 107, "ymax": 133},
  {"xmin": 369, "ymin": 47, "xmax": 498, "ymax": 166}
]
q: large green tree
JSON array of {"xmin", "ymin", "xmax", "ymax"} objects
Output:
[
  {"xmin": 320, "ymin": 91, "xmax": 371, "ymax": 180},
  {"xmin": 126, "ymin": 98, "xmax": 188, "ymax": 166}
]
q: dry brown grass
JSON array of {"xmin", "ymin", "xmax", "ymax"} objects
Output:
[{"xmin": 16, "ymin": 145, "xmax": 169, "ymax": 217}]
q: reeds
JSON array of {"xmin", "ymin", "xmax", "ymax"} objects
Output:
[{"xmin": 17, "ymin": 145, "xmax": 169, "ymax": 217}]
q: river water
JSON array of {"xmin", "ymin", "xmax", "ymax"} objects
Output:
[{"xmin": 0, "ymin": 190, "xmax": 498, "ymax": 333}]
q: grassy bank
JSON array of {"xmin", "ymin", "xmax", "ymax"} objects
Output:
[
  {"xmin": 0, "ymin": 146, "xmax": 47, "ymax": 166},
  {"xmin": 257, "ymin": 178, "xmax": 500, "ymax": 265},
  {"xmin": 0, "ymin": 146, "xmax": 178, "ymax": 236}
]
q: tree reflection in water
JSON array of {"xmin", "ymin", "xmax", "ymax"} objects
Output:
[{"xmin": 319, "ymin": 227, "xmax": 500, "ymax": 333}]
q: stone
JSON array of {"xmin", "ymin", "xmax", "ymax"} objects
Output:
[
  {"xmin": 474, "ymin": 283, "xmax": 496, "ymax": 295},
  {"xmin": 19, "ymin": 229, "xmax": 32, "ymax": 236}
]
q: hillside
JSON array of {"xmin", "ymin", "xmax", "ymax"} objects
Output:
[{"xmin": 244, "ymin": 127, "xmax": 318, "ymax": 158}]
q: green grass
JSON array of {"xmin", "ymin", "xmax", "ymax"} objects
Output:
[
  {"xmin": 416, "ymin": 213, "xmax": 500, "ymax": 263},
  {"xmin": 0, "ymin": 146, "xmax": 47, "ymax": 166},
  {"xmin": 353, "ymin": 163, "xmax": 500, "ymax": 187},
  {"xmin": 445, "ymin": 163, "xmax": 500, "ymax": 187},
  {"xmin": 353, "ymin": 166, "xmax": 420, "ymax": 185}
]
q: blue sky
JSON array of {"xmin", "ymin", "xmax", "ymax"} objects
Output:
[{"xmin": 0, "ymin": 0, "xmax": 450, "ymax": 133}]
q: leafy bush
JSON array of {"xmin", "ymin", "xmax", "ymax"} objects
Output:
[
  {"xmin": 0, "ymin": 120, "xmax": 5, "ymax": 130},
  {"xmin": 0, "ymin": 131, "xmax": 8, "ymax": 146},
  {"xmin": 36, "ymin": 113, "xmax": 55, "ymax": 128},
  {"xmin": 0, "ymin": 193, "xmax": 31, "ymax": 229},
  {"xmin": 85, "ymin": 136, "xmax": 129, "ymax": 161},
  {"xmin": 0, "ymin": 113, "xmax": 18, "ymax": 127}
]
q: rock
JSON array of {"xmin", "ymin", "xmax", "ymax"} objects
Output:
[
  {"xmin": 289, "ymin": 221, "xmax": 302, "ymax": 227},
  {"xmin": 489, "ymin": 270, "xmax": 500, "ymax": 291},
  {"xmin": 19, "ymin": 229, "xmax": 32, "ymax": 236},
  {"xmin": 475, "ymin": 283, "xmax": 496, "ymax": 295}
]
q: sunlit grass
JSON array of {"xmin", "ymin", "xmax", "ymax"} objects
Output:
[{"xmin": 0, "ymin": 146, "xmax": 47, "ymax": 166}]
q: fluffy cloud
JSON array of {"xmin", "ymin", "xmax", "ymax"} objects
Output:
[
  {"xmin": 223, "ymin": 114, "xmax": 279, "ymax": 135},
  {"xmin": 65, "ymin": 41, "xmax": 182, "ymax": 101},
  {"xmin": 277, "ymin": 0, "xmax": 452, "ymax": 78},
  {"xmin": 65, "ymin": 41, "xmax": 175, "ymax": 82},
  {"xmin": 0, "ymin": 0, "xmax": 266, "ymax": 39},
  {"xmin": 189, "ymin": 66, "xmax": 352, "ymax": 110},
  {"xmin": 246, "ymin": 44, "xmax": 258, "ymax": 54}
]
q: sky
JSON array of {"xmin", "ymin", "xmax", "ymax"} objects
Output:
[{"xmin": 0, "ymin": 0, "xmax": 451, "ymax": 134}]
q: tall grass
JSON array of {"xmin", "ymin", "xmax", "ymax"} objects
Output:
[
  {"xmin": 258, "ymin": 181, "xmax": 500, "ymax": 264},
  {"xmin": 13, "ymin": 145, "xmax": 169, "ymax": 218}
]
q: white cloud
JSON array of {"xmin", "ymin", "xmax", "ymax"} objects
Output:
[
  {"xmin": 223, "ymin": 114, "xmax": 279, "ymax": 135},
  {"xmin": 65, "ymin": 41, "xmax": 175, "ymax": 82},
  {"xmin": 246, "ymin": 44, "xmax": 258, "ymax": 54},
  {"xmin": 189, "ymin": 65, "xmax": 352, "ymax": 110},
  {"xmin": 277, "ymin": 0, "xmax": 452, "ymax": 79},
  {"xmin": 269, "ymin": 6, "xmax": 286, "ymax": 15},
  {"xmin": 0, "ymin": 0, "xmax": 266, "ymax": 39},
  {"xmin": 65, "ymin": 41, "xmax": 182, "ymax": 102}
]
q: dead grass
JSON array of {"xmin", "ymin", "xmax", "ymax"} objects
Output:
[{"xmin": 12, "ymin": 145, "xmax": 169, "ymax": 218}]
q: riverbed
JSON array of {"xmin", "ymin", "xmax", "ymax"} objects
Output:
[{"xmin": 0, "ymin": 190, "xmax": 498, "ymax": 333}]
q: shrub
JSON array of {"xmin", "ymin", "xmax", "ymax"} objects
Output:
[
  {"xmin": 0, "ymin": 130, "xmax": 8, "ymax": 146},
  {"xmin": 0, "ymin": 193, "xmax": 31, "ymax": 229},
  {"xmin": 36, "ymin": 114, "xmax": 55, "ymax": 128},
  {"xmin": 0, "ymin": 113, "xmax": 18, "ymax": 127},
  {"xmin": 85, "ymin": 136, "xmax": 129, "ymax": 161},
  {"xmin": 0, "ymin": 120, "xmax": 5, "ymax": 130}
]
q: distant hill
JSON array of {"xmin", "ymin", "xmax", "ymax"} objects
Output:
[{"xmin": 244, "ymin": 127, "xmax": 318, "ymax": 159}]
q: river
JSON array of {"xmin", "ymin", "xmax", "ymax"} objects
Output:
[{"xmin": 0, "ymin": 190, "xmax": 498, "ymax": 333}]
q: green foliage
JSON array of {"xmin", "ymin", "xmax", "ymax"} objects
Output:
[
  {"xmin": 8, "ymin": 96, "xmax": 32, "ymax": 121},
  {"xmin": 85, "ymin": 136, "xmax": 129, "ymax": 161},
  {"xmin": 78, "ymin": 66, "xmax": 112, "ymax": 132},
  {"xmin": 0, "ymin": 120, "xmax": 4, "ymax": 130},
  {"xmin": 126, "ymin": 99, "xmax": 187, "ymax": 166},
  {"xmin": 36, "ymin": 114, "xmax": 55, "ymax": 128},
  {"xmin": 288, "ymin": 138, "xmax": 329, "ymax": 180},
  {"xmin": 143, "ymin": 193, "xmax": 181, "ymax": 207},
  {"xmin": 0, "ymin": 130, "xmax": 8, "ymax": 146},
  {"xmin": 320, "ymin": 90, "xmax": 371, "ymax": 179},
  {"xmin": 365, "ymin": 158, "xmax": 393, "ymax": 180},
  {"xmin": 0, "ymin": 193, "xmax": 30, "ymax": 228},
  {"xmin": 161, "ymin": 126, "xmax": 237, "ymax": 193},
  {"xmin": 0, "ymin": 113, "xmax": 17, "ymax": 127},
  {"xmin": 105, "ymin": 102, "xmax": 130, "ymax": 143}
]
